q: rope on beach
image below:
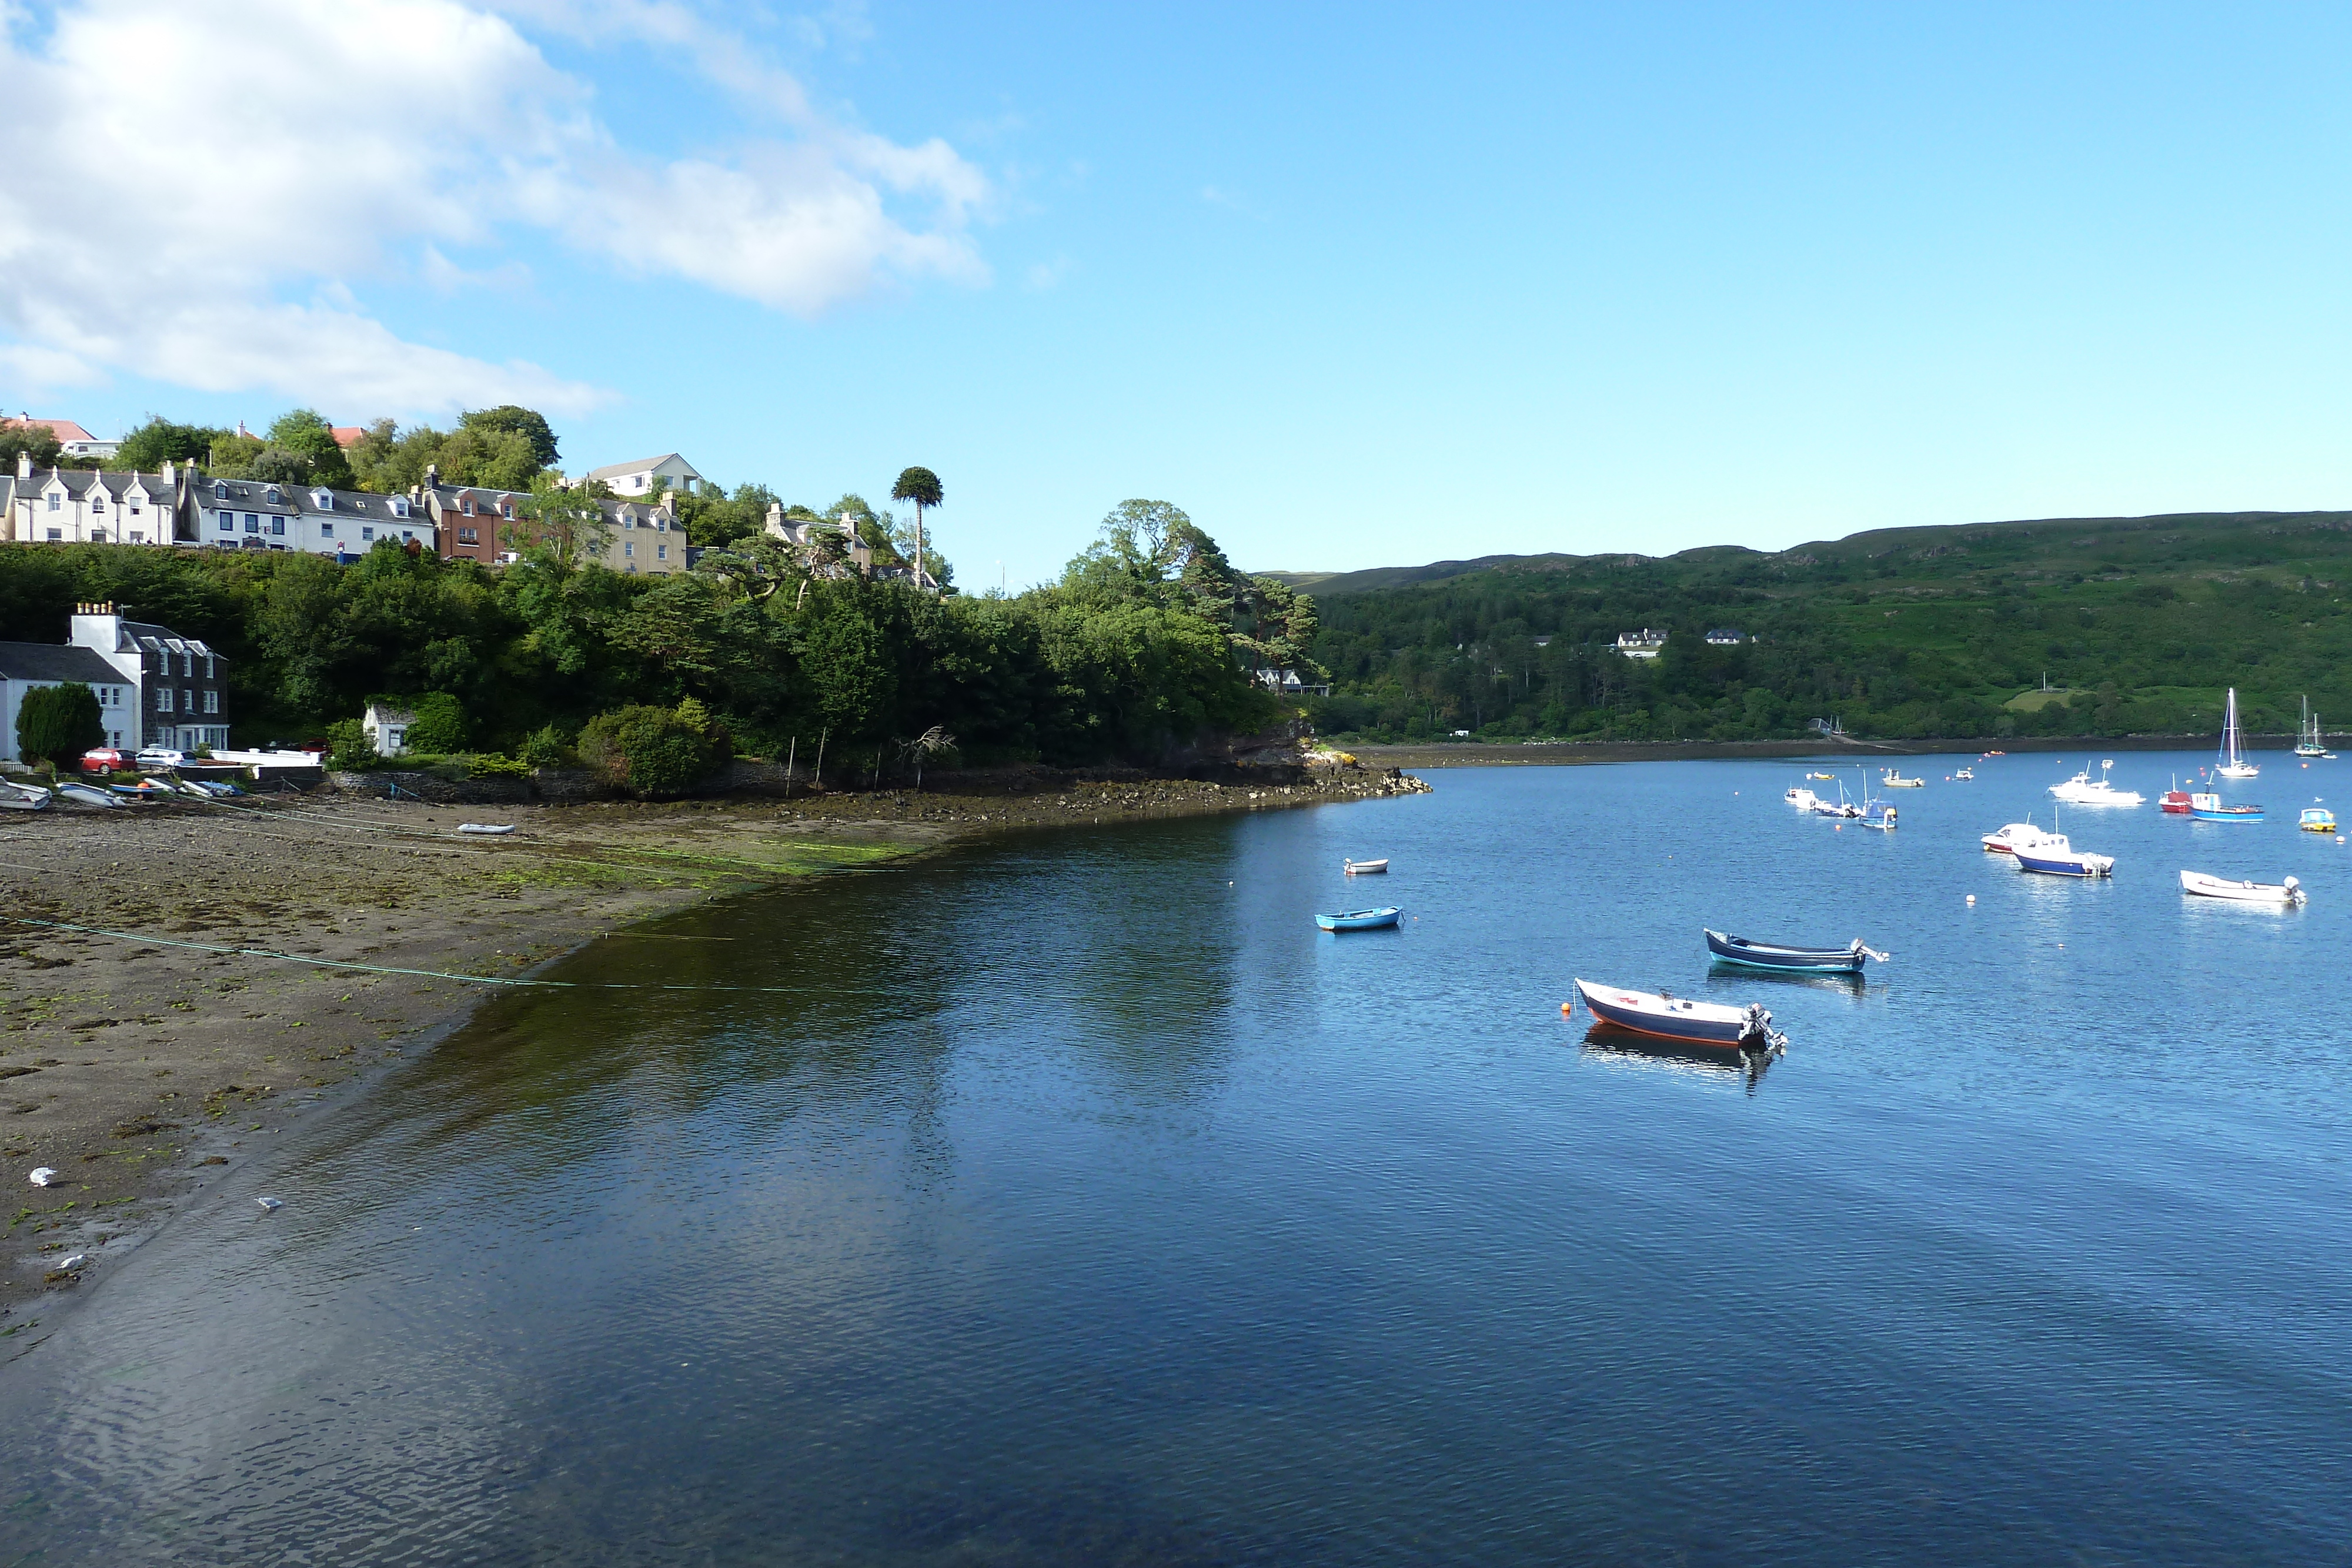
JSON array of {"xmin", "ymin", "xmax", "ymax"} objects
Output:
[{"xmin": 0, "ymin": 915, "xmax": 873, "ymax": 996}]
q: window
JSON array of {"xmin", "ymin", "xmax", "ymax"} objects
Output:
[
  {"xmin": 462, "ymin": 497, "xmax": 474, "ymax": 515},
  {"xmin": 183, "ymin": 689, "xmax": 194, "ymax": 714},
  {"xmin": 218, "ymin": 513, "xmax": 234, "ymax": 533},
  {"xmin": 47, "ymin": 493, "xmax": 59, "ymax": 510},
  {"xmin": 204, "ymin": 655, "xmax": 215, "ymax": 678},
  {"xmin": 657, "ymin": 544, "xmax": 667, "ymax": 561},
  {"xmin": 319, "ymin": 523, "xmax": 334, "ymax": 539},
  {"xmin": 315, "ymin": 490, "xmax": 332, "ymax": 509},
  {"xmin": 129, "ymin": 504, "xmax": 140, "ymax": 516},
  {"xmin": 401, "ymin": 530, "xmax": 413, "ymax": 541},
  {"xmin": 392, "ymin": 498, "xmax": 407, "ymax": 517},
  {"xmin": 271, "ymin": 518, "xmax": 285, "ymax": 536},
  {"xmin": 129, "ymin": 531, "xmax": 143, "ymax": 543},
  {"xmin": 624, "ymin": 540, "xmax": 634, "ymax": 558},
  {"xmin": 361, "ymin": 527, "xmax": 375, "ymax": 541},
  {"xmin": 45, "ymin": 529, "xmax": 60, "ymax": 541},
  {"xmin": 203, "ymin": 690, "xmax": 219, "ymax": 714},
  {"xmin": 156, "ymin": 688, "xmax": 174, "ymax": 713},
  {"xmin": 214, "ymin": 483, "xmax": 230, "ymax": 500},
  {"xmin": 457, "ymin": 526, "xmax": 478, "ymax": 544},
  {"xmin": 244, "ymin": 514, "xmax": 259, "ymax": 534},
  {"xmin": 265, "ymin": 487, "xmax": 282, "ymax": 504},
  {"xmin": 90, "ymin": 495, "xmax": 105, "ymax": 512},
  {"xmin": 182, "ymin": 652, "xmax": 193, "ymax": 676}
]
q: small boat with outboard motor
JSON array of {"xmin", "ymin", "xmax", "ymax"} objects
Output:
[
  {"xmin": 1785, "ymin": 785, "xmax": 1820, "ymax": 810},
  {"xmin": 1704, "ymin": 930, "xmax": 1889, "ymax": 975},
  {"xmin": 1568, "ymin": 978, "xmax": 1786, "ymax": 1052},
  {"xmin": 1342, "ymin": 857, "xmax": 1389, "ymax": 875},
  {"xmin": 2189, "ymin": 792, "xmax": 2262, "ymax": 823},
  {"xmin": 2300, "ymin": 807, "xmax": 2336, "ymax": 833},
  {"xmin": 1315, "ymin": 905, "xmax": 1402, "ymax": 932},
  {"xmin": 2159, "ymin": 777, "xmax": 2193, "ymax": 814},
  {"xmin": 1953, "ymin": 767, "xmax": 1975, "ymax": 780},
  {"xmin": 2050, "ymin": 759, "xmax": 2144, "ymax": 806},
  {"xmin": 2179, "ymin": 870, "xmax": 2305, "ymax": 906},
  {"xmin": 1879, "ymin": 769, "xmax": 1925, "ymax": 788}
]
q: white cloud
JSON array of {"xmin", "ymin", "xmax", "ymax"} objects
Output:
[{"xmin": 0, "ymin": 0, "xmax": 990, "ymax": 417}]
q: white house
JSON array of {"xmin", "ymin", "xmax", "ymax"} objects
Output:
[
  {"xmin": 1705, "ymin": 628, "xmax": 1749, "ymax": 646},
  {"xmin": 5, "ymin": 456, "xmax": 183, "ymax": 546},
  {"xmin": 1615, "ymin": 629, "xmax": 1668, "ymax": 658},
  {"xmin": 195, "ymin": 475, "xmax": 428, "ymax": 559},
  {"xmin": 362, "ymin": 702, "xmax": 416, "ymax": 757},
  {"xmin": 581, "ymin": 453, "xmax": 704, "ymax": 496},
  {"xmin": 5, "ymin": 417, "xmax": 116, "ymax": 460},
  {"xmin": 0, "ymin": 643, "xmax": 136, "ymax": 762}
]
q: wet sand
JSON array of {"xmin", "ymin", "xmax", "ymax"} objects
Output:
[{"xmin": 1, "ymin": 766, "xmax": 1422, "ymax": 1326}]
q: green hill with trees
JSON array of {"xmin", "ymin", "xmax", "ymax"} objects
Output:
[{"xmin": 1279, "ymin": 509, "xmax": 2352, "ymax": 744}]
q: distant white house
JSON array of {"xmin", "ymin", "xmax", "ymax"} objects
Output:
[
  {"xmin": 1615, "ymin": 629, "xmax": 1668, "ymax": 658},
  {"xmin": 5, "ymin": 417, "xmax": 116, "ymax": 460},
  {"xmin": 1257, "ymin": 668, "xmax": 1332, "ymax": 698},
  {"xmin": 362, "ymin": 702, "xmax": 416, "ymax": 757},
  {"xmin": 581, "ymin": 453, "xmax": 704, "ymax": 497},
  {"xmin": 1705, "ymin": 628, "xmax": 1749, "ymax": 645}
]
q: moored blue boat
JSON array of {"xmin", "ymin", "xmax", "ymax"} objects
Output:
[
  {"xmin": 1315, "ymin": 905, "xmax": 1402, "ymax": 932},
  {"xmin": 2014, "ymin": 835, "xmax": 2114, "ymax": 877},
  {"xmin": 2189, "ymin": 791, "xmax": 2262, "ymax": 823},
  {"xmin": 1704, "ymin": 930, "xmax": 1886, "ymax": 974}
]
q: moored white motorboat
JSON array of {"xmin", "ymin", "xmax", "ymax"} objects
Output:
[
  {"xmin": 2014, "ymin": 833, "xmax": 2115, "ymax": 877},
  {"xmin": 1982, "ymin": 822, "xmax": 2054, "ymax": 855},
  {"xmin": 1568, "ymin": 978, "xmax": 1786, "ymax": 1051},
  {"xmin": 2049, "ymin": 760, "xmax": 2144, "ymax": 806},
  {"xmin": 1879, "ymin": 770, "xmax": 1925, "ymax": 788},
  {"xmin": 1342, "ymin": 857, "xmax": 1388, "ymax": 874},
  {"xmin": 1954, "ymin": 767, "xmax": 1975, "ymax": 780},
  {"xmin": 1785, "ymin": 785, "xmax": 1820, "ymax": 810},
  {"xmin": 2180, "ymin": 870, "xmax": 2305, "ymax": 906}
]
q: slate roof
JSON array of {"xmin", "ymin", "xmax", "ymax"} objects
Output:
[
  {"xmin": 584, "ymin": 454, "xmax": 693, "ymax": 482},
  {"xmin": 0, "ymin": 643, "xmax": 124, "ymax": 684}
]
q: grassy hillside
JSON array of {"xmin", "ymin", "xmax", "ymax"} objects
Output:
[{"xmin": 1280, "ymin": 509, "xmax": 2352, "ymax": 743}]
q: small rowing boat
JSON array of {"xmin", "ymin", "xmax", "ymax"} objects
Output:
[
  {"xmin": 1342, "ymin": 857, "xmax": 1388, "ymax": 874},
  {"xmin": 0, "ymin": 788, "xmax": 47, "ymax": 812},
  {"xmin": 1704, "ymin": 930, "xmax": 1888, "ymax": 974},
  {"xmin": 1315, "ymin": 905, "xmax": 1402, "ymax": 932},
  {"xmin": 55, "ymin": 781, "xmax": 122, "ymax": 808},
  {"xmin": 2180, "ymin": 870, "xmax": 2305, "ymax": 906},
  {"xmin": 1568, "ymin": 978, "xmax": 1786, "ymax": 1051},
  {"xmin": 459, "ymin": 823, "xmax": 517, "ymax": 836}
]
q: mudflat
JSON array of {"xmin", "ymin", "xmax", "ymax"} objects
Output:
[{"xmin": 1, "ymin": 766, "xmax": 1421, "ymax": 1320}]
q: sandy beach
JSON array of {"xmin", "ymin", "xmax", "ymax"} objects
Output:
[{"xmin": 2, "ymin": 764, "xmax": 1424, "ymax": 1327}]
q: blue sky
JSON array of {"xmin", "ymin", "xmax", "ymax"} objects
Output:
[{"xmin": 8, "ymin": 2, "xmax": 2352, "ymax": 587}]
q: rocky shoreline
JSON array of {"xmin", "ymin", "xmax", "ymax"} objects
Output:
[{"xmin": 0, "ymin": 760, "xmax": 1426, "ymax": 1333}]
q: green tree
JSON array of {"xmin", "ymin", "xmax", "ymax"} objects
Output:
[
  {"xmin": 576, "ymin": 701, "xmax": 723, "ymax": 798},
  {"xmin": 890, "ymin": 466, "xmax": 943, "ymax": 589},
  {"xmin": 513, "ymin": 476, "xmax": 613, "ymax": 569},
  {"xmin": 459, "ymin": 406, "xmax": 560, "ymax": 469},
  {"xmin": 0, "ymin": 422, "xmax": 64, "ymax": 472},
  {"xmin": 401, "ymin": 691, "xmax": 469, "ymax": 753},
  {"xmin": 15, "ymin": 682, "xmax": 104, "ymax": 768},
  {"xmin": 113, "ymin": 417, "xmax": 228, "ymax": 472},
  {"xmin": 265, "ymin": 408, "xmax": 354, "ymax": 487}
]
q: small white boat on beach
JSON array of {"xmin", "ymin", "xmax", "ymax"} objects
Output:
[
  {"xmin": 2180, "ymin": 870, "xmax": 2305, "ymax": 906},
  {"xmin": 459, "ymin": 823, "xmax": 517, "ymax": 836},
  {"xmin": 54, "ymin": 780, "xmax": 122, "ymax": 808},
  {"xmin": 2049, "ymin": 760, "xmax": 2144, "ymax": 807},
  {"xmin": 0, "ymin": 779, "xmax": 49, "ymax": 811}
]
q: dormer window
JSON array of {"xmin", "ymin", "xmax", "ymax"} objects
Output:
[
  {"xmin": 391, "ymin": 497, "xmax": 407, "ymax": 517},
  {"xmin": 214, "ymin": 483, "xmax": 230, "ymax": 500},
  {"xmin": 314, "ymin": 490, "xmax": 333, "ymax": 509},
  {"xmin": 461, "ymin": 497, "xmax": 474, "ymax": 515},
  {"xmin": 501, "ymin": 502, "xmax": 514, "ymax": 519},
  {"xmin": 265, "ymin": 486, "xmax": 282, "ymax": 504},
  {"xmin": 90, "ymin": 495, "xmax": 105, "ymax": 512}
]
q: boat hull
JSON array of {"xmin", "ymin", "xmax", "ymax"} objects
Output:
[
  {"xmin": 2190, "ymin": 807, "xmax": 2262, "ymax": 823},
  {"xmin": 2016, "ymin": 850, "xmax": 2113, "ymax": 877},
  {"xmin": 1572, "ymin": 978, "xmax": 1779, "ymax": 1049},
  {"xmin": 2180, "ymin": 871, "xmax": 2304, "ymax": 905},
  {"xmin": 1316, "ymin": 906, "xmax": 1402, "ymax": 932},
  {"xmin": 1704, "ymin": 930, "xmax": 1866, "ymax": 973},
  {"xmin": 1342, "ymin": 859, "xmax": 1388, "ymax": 874}
]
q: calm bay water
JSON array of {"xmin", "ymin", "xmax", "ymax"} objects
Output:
[{"xmin": 4, "ymin": 753, "xmax": 2350, "ymax": 1564}]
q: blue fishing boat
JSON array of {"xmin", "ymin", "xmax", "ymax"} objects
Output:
[
  {"xmin": 1705, "ymin": 930, "xmax": 1887, "ymax": 974},
  {"xmin": 2013, "ymin": 834, "xmax": 2114, "ymax": 876},
  {"xmin": 1315, "ymin": 905, "xmax": 1402, "ymax": 932},
  {"xmin": 2188, "ymin": 791, "xmax": 2262, "ymax": 823},
  {"xmin": 1569, "ymin": 978, "xmax": 1785, "ymax": 1051}
]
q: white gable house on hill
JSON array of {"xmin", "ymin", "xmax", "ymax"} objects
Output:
[{"xmin": 582, "ymin": 453, "xmax": 704, "ymax": 497}]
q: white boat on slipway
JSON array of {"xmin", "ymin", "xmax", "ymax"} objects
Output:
[{"xmin": 2049, "ymin": 760, "xmax": 2144, "ymax": 807}]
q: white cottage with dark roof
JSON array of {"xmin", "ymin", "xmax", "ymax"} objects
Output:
[
  {"xmin": 5, "ymin": 454, "xmax": 188, "ymax": 546},
  {"xmin": 0, "ymin": 603, "xmax": 222, "ymax": 760}
]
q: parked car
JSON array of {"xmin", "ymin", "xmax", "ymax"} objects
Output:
[
  {"xmin": 81, "ymin": 748, "xmax": 126, "ymax": 773},
  {"xmin": 134, "ymin": 748, "xmax": 189, "ymax": 770}
]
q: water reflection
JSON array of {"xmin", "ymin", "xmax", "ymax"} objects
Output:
[
  {"xmin": 1703, "ymin": 961, "xmax": 1871, "ymax": 997},
  {"xmin": 1578, "ymin": 1022, "xmax": 1779, "ymax": 1091}
]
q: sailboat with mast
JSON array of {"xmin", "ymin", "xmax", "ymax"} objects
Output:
[
  {"xmin": 2216, "ymin": 688, "xmax": 2260, "ymax": 779},
  {"xmin": 2293, "ymin": 697, "xmax": 2333, "ymax": 760}
]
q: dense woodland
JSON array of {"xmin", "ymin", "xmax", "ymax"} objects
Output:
[
  {"xmin": 0, "ymin": 502, "xmax": 1317, "ymax": 785},
  {"xmin": 1288, "ymin": 511, "xmax": 2352, "ymax": 743}
]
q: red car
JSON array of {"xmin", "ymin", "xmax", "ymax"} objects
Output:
[{"xmin": 81, "ymin": 748, "xmax": 126, "ymax": 774}]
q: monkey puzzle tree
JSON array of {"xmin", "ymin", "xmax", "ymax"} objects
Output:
[{"xmin": 890, "ymin": 466, "xmax": 943, "ymax": 590}]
